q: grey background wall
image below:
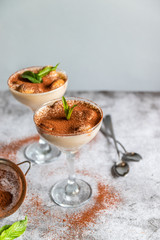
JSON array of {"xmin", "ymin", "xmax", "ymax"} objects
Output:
[{"xmin": 0, "ymin": 0, "xmax": 160, "ymax": 91}]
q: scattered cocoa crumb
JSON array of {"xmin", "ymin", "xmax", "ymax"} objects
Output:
[
  {"xmin": 0, "ymin": 135, "xmax": 39, "ymax": 162},
  {"xmin": 0, "ymin": 135, "xmax": 122, "ymax": 239},
  {"xmin": 69, "ymin": 182, "xmax": 120, "ymax": 228}
]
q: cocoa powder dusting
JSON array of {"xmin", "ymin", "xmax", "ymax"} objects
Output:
[
  {"xmin": 22, "ymin": 193, "xmax": 51, "ymax": 225},
  {"xmin": 0, "ymin": 190, "xmax": 12, "ymax": 210},
  {"xmin": 21, "ymin": 180, "xmax": 121, "ymax": 239},
  {"xmin": 21, "ymin": 170, "xmax": 121, "ymax": 239},
  {"xmin": 0, "ymin": 135, "xmax": 121, "ymax": 238},
  {"xmin": 8, "ymin": 67, "xmax": 67, "ymax": 94},
  {"xmin": 0, "ymin": 135, "xmax": 39, "ymax": 162},
  {"xmin": 35, "ymin": 100, "xmax": 102, "ymax": 135},
  {"xmin": 68, "ymin": 182, "xmax": 120, "ymax": 229}
]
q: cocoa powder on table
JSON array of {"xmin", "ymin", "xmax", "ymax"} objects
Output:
[
  {"xmin": 68, "ymin": 182, "xmax": 120, "ymax": 228},
  {"xmin": 0, "ymin": 135, "xmax": 122, "ymax": 239},
  {"xmin": 21, "ymin": 179, "xmax": 121, "ymax": 239},
  {"xmin": 0, "ymin": 135, "xmax": 39, "ymax": 162},
  {"xmin": 22, "ymin": 167, "xmax": 121, "ymax": 239}
]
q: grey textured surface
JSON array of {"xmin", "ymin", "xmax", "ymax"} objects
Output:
[{"xmin": 0, "ymin": 90, "xmax": 160, "ymax": 239}]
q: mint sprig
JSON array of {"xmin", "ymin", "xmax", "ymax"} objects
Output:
[
  {"xmin": 21, "ymin": 71, "xmax": 42, "ymax": 83},
  {"xmin": 38, "ymin": 63, "xmax": 59, "ymax": 77},
  {"xmin": 21, "ymin": 63, "xmax": 59, "ymax": 83},
  {"xmin": 0, "ymin": 216, "xmax": 28, "ymax": 240},
  {"xmin": 62, "ymin": 96, "xmax": 77, "ymax": 120}
]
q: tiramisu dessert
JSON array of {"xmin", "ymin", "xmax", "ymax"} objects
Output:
[
  {"xmin": 8, "ymin": 64, "xmax": 68, "ymax": 111},
  {"xmin": 34, "ymin": 97, "xmax": 103, "ymax": 151},
  {"xmin": 34, "ymin": 97, "xmax": 103, "ymax": 207},
  {"xmin": 8, "ymin": 64, "xmax": 68, "ymax": 164},
  {"xmin": 0, "ymin": 164, "xmax": 22, "ymax": 218}
]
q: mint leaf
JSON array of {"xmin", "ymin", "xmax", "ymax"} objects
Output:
[
  {"xmin": 67, "ymin": 104, "xmax": 77, "ymax": 120},
  {"xmin": 62, "ymin": 96, "xmax": 68, "ymax": 109},
  {"xmin": 51, "ymin": 63, "xmax": 60, "ymax": 71},
  {"xmin": 62, "ymin": 96, "xmax": 77, "ymax": 120},
  {"xmin": 38, "ymin": 63, "xmax": 60, "ymax": 78},
  {"xmin": 22, "ymin": 71, "xmax": 42, "ymax": 83},
  {"xmin": 0, "ymin": 226, "xmax": 10, "ymax": 235},
  {"xmin": 62, "ymin": 96, "xmax": 69, "ymax": 117},
  {"xmin": 0, "ymin": 216, "xmax": 28, "ymax": 240},
  {"xmin": 21, "ymin": 63, "xmax": 59, "ymax": 83}
]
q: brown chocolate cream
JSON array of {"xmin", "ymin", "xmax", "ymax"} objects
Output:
[
  {"xmin": 0, "ymin": 164, "xmax": 22, "ymax": 218},
  {"xmin": 34, "ymin": 100, "xmax": 102, "ymax": 135},
  {"xmin": 8, "ymin": 67, "xmax": 67, "ymax": 94}
]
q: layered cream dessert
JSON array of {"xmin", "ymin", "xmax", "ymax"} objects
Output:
[
  {"xmin": 8, "ymin": 66, "xmax": 68, "ymax": 111},
  {"xmin": 34, "ymin": 98, "xmax": 103, "ymax": 151}
]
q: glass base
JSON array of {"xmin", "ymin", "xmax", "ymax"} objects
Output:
[
  {"xmin": 24, "ymin": 142, "xmax": 61, "ymax": 164},
  {"xmin": 50, "ymin": 179, "xmax": 92, "ymax": 207}
]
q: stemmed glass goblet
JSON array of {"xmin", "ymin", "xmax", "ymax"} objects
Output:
[
  {"xmin": 34, "ymin": 97, "xmax": 103, "ymax": 207},
  {"xmin": 8, "ymin": 66, "xmax": 68, "ymax": 164}
]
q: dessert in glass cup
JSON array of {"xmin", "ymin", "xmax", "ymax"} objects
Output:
[
  {"xmin": 34, "ymin": 97, "xmax": 103, "ymax": 207},
  {"xmin": 8, "ymin": 64, "xmax": 68, "ymax": 164}
]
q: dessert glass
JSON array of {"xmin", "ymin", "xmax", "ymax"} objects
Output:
[
  {"xmin": 34, "ymin": 97, "xmax": 103, "ymax": 207},
  {"xmin": 8, "ymin": 67, "xmax": 68, "ymax": 164}
]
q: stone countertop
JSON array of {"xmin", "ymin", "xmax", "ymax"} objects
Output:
[{"xmin": 0, "ymin": 91, "xmax": 160, "ymax": 240}]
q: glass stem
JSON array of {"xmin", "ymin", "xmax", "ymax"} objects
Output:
[
  {"xmin": 65, "ymin": 151, "xmax": 80, "ymax": 196},
  {"xmin": 39, "ymin": 138, "xmax": 51, "ymax": 153}
]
